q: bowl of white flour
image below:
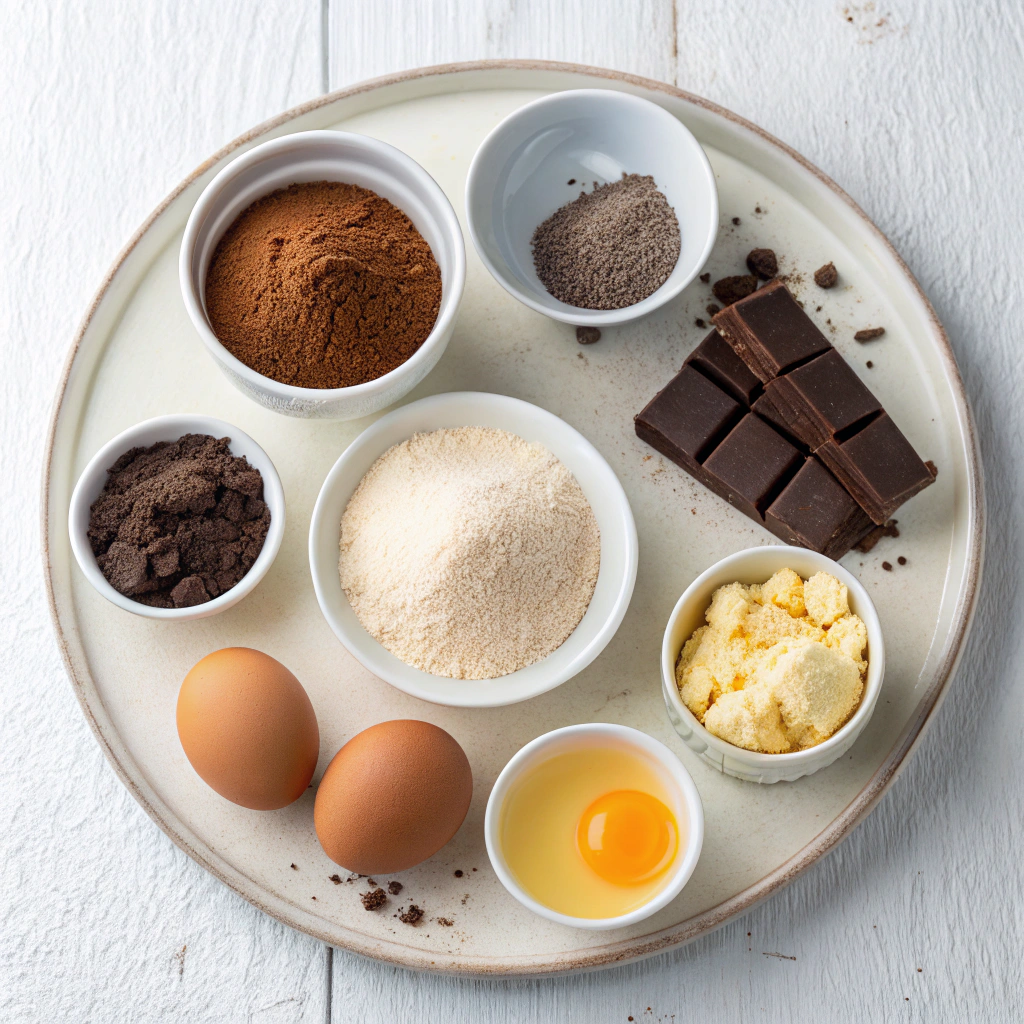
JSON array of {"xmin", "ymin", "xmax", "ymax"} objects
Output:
[{"xmin": 308, "ymin": 392, "xmax": 638, "ymax": 707}]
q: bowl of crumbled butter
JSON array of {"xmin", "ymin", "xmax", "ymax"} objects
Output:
[{"xmin": 661, "ymin": 546, "xmax": 884, "ymax": 784}]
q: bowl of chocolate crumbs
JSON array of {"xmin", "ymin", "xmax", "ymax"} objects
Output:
[
  {"xmin": 180, "ymin": 130, "xmax": 466, "ymax": 420},
  {"xmin": 68, "ymin": 414, "xmax": 285, "ymax": 619}
]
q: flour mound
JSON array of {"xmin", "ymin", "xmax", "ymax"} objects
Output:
[{"xmin": 339, "ymin": 427, "xmax": 601, "ymax": 680}]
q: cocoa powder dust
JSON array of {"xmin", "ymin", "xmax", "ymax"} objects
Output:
[{"xmin": 204, "ymin": 182, "xmax": 442, "ymax": 389}]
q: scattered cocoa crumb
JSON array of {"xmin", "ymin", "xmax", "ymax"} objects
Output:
[
  {"xmin": 882, "ymin": 561, "xmax": 893, "ymax": 572},
  {"xmin": 816, "ymin": 305, "xmax": 822, "ymax": 312},
  {"xmin": 567, "ymin": 178, "xmax": 576, "ymax": 185},
  {"xmin": 398, "ymin": 905, "xmax": 424, "ymax": 925},
  {"xmin": 290, "ymin": 864, "xmax": 297, "ymax": 870},
  {"xmin": 814, "ymin": 262, "xmax": 838, "ymax": 288},
  {"xmin": 866, "ymin": 361, "xmax": 874, "ymax": 368},
  {"xmin": 699, "ymin": 272, "xmax": 710, "ymax": 284},
  {"xmin": 454, "ymin": 870, "xmax": 463, "ymax": 878},
  {"xmin": 746, "ymin": 248, "xmax": 778, "ymax": 280},
  {"xmin": 855, "ymin": 327, "xmax": 886, "ymax": 342},
  {"xmin": 706, "ymin": 303, "xmax": 720, "ymax": 316},
  {"xmin": 713, "ymin": 275, "xmax": 758, "ymax": 306},
  {"xmin": 755, "ymin": 206, "xmax": 762, "ymax": 213},
  {"xmin": 898, "ymin": 556, "xmax": 907, "ymax": 565},
  {"xmin": 576, "ymin": 326, "xmax": 601, "ymax": 345},
  {"xmin": 694, "ymin": 318, "xmax": 706, "ymax": 328},
  {"xmin": 366, "ymin": 878, "xmax": 377, "ymax": 887},
  {"xmin": 361, "ymin": 888, "xmax": 388, "ymax": 911},
  {"xmin": 925, "ymin": 460, "xmax": 938, "ymax": 477},
  {"xmin": 732, "ymin": 216, "xmax": 741, "ymax": 225},
  {"xmin": 436, "ymin": 917, "xmax": 454, "ymax": 927},
  {"xmin": 472, "ymin": 868, "xmax": 477, "ymax": 872},
  {"xmin": 311, "ymin": 896, "xmax": 316, "ymax": 901},
  {"xmin": 854, "ymin": 519, "xmax": 899, "ymax": 553},
  {"xmin": 387, "ymin": 881, "xmax": 403, "ymax": 895},
  {"xmin": 329, "ymin": 874, "xmax": 342, "ymax": 884}
]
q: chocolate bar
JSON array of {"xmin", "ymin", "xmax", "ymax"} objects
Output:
[
  {"xmin": 713, "ymin": 282, "xmax": 935, "ymax": 524},
  {"xmin": 634, "ymin": 337, "xmax": 873, "ymax": 558}
]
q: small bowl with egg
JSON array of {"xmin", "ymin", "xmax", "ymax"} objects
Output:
[
  {"xmin": 484, "ymin": 723, "xmax": 704, "ymax": 930},
  {"xmin": 465, "ymin": 89, "xmax": 718, "ymax": 327},
  {"xmin": 68, "ymin": 414, "xmax": 285, "ymax": 620},
  {"xmin": 662, "ymin": 546, "xmax": 885, "ymax": 785}
]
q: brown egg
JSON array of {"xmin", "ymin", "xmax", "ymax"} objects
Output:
[
  {"xmin": 176, "ymin": 648, "xmax": 319, "ymax": 810},
  {"xmin": 314, "ymin": 720, "xmax": 472, "ymax": 874}
]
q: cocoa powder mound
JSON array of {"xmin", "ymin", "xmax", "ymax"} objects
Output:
[
  {"xmin": 87, "ymin": 434, "xmax": 270, "ymax": 608},
  {"xmin": 204, "ymin": 181, "xmax": 442, "ymax": 389}
]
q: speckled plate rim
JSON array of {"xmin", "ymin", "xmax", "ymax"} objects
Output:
[{"xmin": 41, "ymin": 60, "xmax": 985, "ymax": 977}]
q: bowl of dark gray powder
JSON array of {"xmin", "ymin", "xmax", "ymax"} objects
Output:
[
  {"xmin": 465, "ymin": 89, "xmax": 718, "ymax": 326},
  {"xmin": 308, "ymin": 392, "xmax": 638, "ymax": 708}
]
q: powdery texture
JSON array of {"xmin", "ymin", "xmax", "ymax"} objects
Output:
[
  {"xmin": 676, "ymin": 569, "xmax": 867, "ymax": 753},
  {"xmin": 339, "ymin": 427, "xmax": 600, "ymax": 680}
]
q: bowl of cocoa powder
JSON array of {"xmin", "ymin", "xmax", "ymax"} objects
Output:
[
  {"xmin": 180, "ymin": 131, "xmax": 466, "ymax": 420},
  {"xmin": 68, "ymin": 415, "xmax": 285, "ymax": 619}
]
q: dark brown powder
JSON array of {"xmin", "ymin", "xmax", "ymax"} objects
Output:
[
  {"xmin": 531, "ymin": 174, "xmax": 680, "ymax": 310},
  {"xmin": 204, "ymin": 181, "xmax": 442, "ymax": 389},
  {"xmin": 87, "ymin": 434, "xmax": 269, "ymax": 608}
]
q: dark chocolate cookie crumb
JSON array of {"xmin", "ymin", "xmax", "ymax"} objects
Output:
[
  {"xmin": 814, "ymin": 262, "xmax": 839, "ymax": 288},
  {"xmin": 329, "ymin": 874, "xmax": 342, "ymax": 884},
  {"xmin": 436, "ymin": 917, "xmax": 454, "ymax": 927},
  {"xmin": 699, "ymin": 272, "xmax": 710, "ymax": 284},
  {"xmin": 290, "ymin": 864, "xmax": 298, "ymax": 870},
  {"xmin": 898, "ymin": 556, "xmax": 907, "ymax": 566},
  {"xmin": 712, "ymin": 275, "xmax": 758, "ymax": 306},
  {"xmin": 866, "ymin": 361, "xmax": 874, "ymax": 368},
  {"xmin": 855, "ymin": 327, "xmax": 886, "ymax": 342},
  {"xmin": 576, "ymin": 326, "xmax": 601, "ymax": 345},
  {"xmin": 706, "ymin": 303, "xmax": 720, "ymax": 316},
  {"xmin": 387, "ymin": 881, "xmax": 403, "ymax": 895},
  {"xmin": 731, "ymin": 216, "xmax": 741, "ymax": 225},
  {"xmin": 454, "ymin": 870, "xmax": 463, "ymax": 878},
  {"xmin": 881, "ymin": 561, "xmax": 893, "ymax": 572},
  {"xmin": 398, "ymin": 904, "xmax": 424, "ymax": 925},
  {"xmin": 854, "ymin": 519, "xmax": 900, "ymax": 553},
  {"xmin": 365, "ymin": 878, "xmax": 377, "ymax": 887},
  {"xmin": 567, "ymin": 178, "xmax": 576, "ymax": 185},
  {"xmin": 694, "ymin": 318, "xmax": 706, "ymax": 328},
  {"xmin": 361, "ymin": 888, "xmax": 388, "ymax": 911},
  {"xmin": 755, "ymin": 206, "xmax": 763, "ymax": 213},
  {"xmin": 745, "ymin": 248, "xmax": 778, "ymax": 280}
]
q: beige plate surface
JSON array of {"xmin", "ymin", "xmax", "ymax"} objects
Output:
[{"xmin": 43, "ymin": 62, "xmax": 984, "ymax": 976}]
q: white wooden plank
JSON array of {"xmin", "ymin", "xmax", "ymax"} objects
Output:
[
  {"xmin": 328, "ymin": 0, "xmax": 677, "ymax": 89},
  {"xmin": 329, "ymin": 1, "xmax": 1024, "ymax": 1020},
  {"xmin": 0, "ymin": 1, "xmax": 330, "ymax": 1020}
]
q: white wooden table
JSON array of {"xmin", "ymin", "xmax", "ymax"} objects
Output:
[{"xmin": 2, "ymin": 2, "xmax": 1021, "ymax": 1019}]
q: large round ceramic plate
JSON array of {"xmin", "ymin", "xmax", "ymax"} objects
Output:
[{"xmin": 43, "ymin": 61, "xmax": 983, "ymax": 975}]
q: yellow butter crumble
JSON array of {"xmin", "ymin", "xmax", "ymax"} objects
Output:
[{"xmin": 676, "ymin": 568, "xmax": 867, "ymax": 753}]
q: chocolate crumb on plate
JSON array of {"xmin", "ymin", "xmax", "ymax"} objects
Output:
[
  {"xmin": 567, "ymin": 178, "xmax": 576, "ymax": 185},
  {"xmin": 699, "ymin": 272, "xmax": 711, "ymax": 283},
  {"xmin": 366, "ymin": 878, "xmax": 377, "ymax": 887},
  {"xmin": 814, "ymin": 262, "xmax": 839, "ymax": 288},
  {"xmin": 454, "ymin": 870, "xmax": 463, "ymax": 878},
  {"xmin": 694, "ymin": 318, "xmax": 706, "ymax": 328},
  {"xmin": 853, "ymin": 518, "xmax": 900, "ymax": 553},
  {"xmin": 732, "ymin": 216, "xmax": 741, "ymax": 225},
  {"xmin": 360, "ymin": 888, "xmax": 388, "ymax": 911},
  {"xmin": 882, "ymin": 561, "xmax": 893, "ymax": 571},
  {"xmin": 855, "ymin": 327, "xmax": 886, "ymax": 342},
  {"xmin": 898, "ymin": 556, "xmax": 907, "ymax": 565},
  {"xmin": 576, "ymin": 326, "xmax": 601, "ymax": 345},
  {"xmin": 329, "ymin": 874, "xmax": 342, "ymax": 884},
  {"xmin": 712, "ymin": 275, "xmax": 758, "ymax": 306},
  {"xmin": 387, "ymin": 881, "xmax": 403, "ymax": 895},
  {"xmin": 436, "ymin": 917, "xmax": 454, "ymax": 927},
  {"xmin": 398, "ymin": 904, "xmax": 424, "ymax": 925},
  {"xmin": 706, "ymin": 303, "xmax": 720, "ymax": 316},
  {"xmin": 866, "ymin": 361, "xmax": 874, "ymax": 368},
  {"xmin": 746, "ymin": 248, "xmax": 778, "ymax": 280},
  {"xmin": 290, "ymin": 864, "xmax": 297, "ymax": 870}
]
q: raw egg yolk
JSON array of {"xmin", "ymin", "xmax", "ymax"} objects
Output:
[{"xmin": 576, "ymin": 790, "xmax": 678, "ymax": 886}]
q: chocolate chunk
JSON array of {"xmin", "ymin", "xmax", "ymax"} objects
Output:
[
  {"xmin": 712, "ymin": 275, "xmax": 759, "ymax": 307},
  {"xmin": 360, "ymin": 888, "xmax": 388, "ymax": 911},
  {"xmin": 763, "ymin": 349, "xmax": 882, "ymax": 449},
  {"xmin": 712, "ymin": 279, "xmax": 831, "ymax": 382},
  {"xmin": 814, "ymin": 263, "xmax": 839, "ymax": 288},
  {"xmin": 634, "ymin": 365, "xmax": 743, "ymax": 475},
  {"xmin": 703, "ymin": 414, "xmax": 804, "ymax": 520},
  {"xmin": 817, "ymin": 413, "xmax": 937, "ymax": 524},
  {"xmin": 686, "ymin": 329, "xmax": 763, "ymax": 406},
  {"xmin": 765, "ymin": 458, "xmax": 873, "ymax": 559},
  {"xmin": 854, "ymin": 327, "xmax": 886, "ymax": 342},
  {"xmin": 576, "ymin": 326, "xmax": 601, "ymax": 345},
  {"xmin": 746, "ymin": 248, "xmax": 778, "ymax": 280}
]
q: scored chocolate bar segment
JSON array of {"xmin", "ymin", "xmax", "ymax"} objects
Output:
[
  {"xmin": 817, "ymin": 412, "xmax": 937, "ymax": 524},
  {"xmin": 765, "ymin": 458, "xmax": 873, "ymax": 560},
  {"xmin": 712, "ymin": 279, "xmax": 831, "ymax": 382},
  {"xmin": 685, "ymin": 329, "xmax": 763, "ymax": 406}
]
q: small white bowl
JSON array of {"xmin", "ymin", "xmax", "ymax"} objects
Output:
[
  {"xmin": 68, "ymin": 415, "xmax": 285, "ymax": 620},
  {"xmin": 308, "ymin": 391, "xmax": 638, "ymax": 707},
  {"xmin": 465, "ymin": 89, "xmax": 718, "ymax": 327},
  {"xmin": 662, "ymin": 546, "xmax": 885, "ymax": 784},
  {"xmin": 484, "ymin": 723, "xmax": 704, "ymax": 930},
  {"xmin": 180, "ymin": 130, "xmax": 466, "ymax": 420}
]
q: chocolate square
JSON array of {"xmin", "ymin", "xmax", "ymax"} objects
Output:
[
  {"xmin": 765, "ymin": 458, "xmax": 873, "ymax": 559},
  {"xmin": 702, "ymin": 413, "xmax": 804, "ymax": 520},
  {"xmin": 816, "ymin": 412, "xmax": 936, "ymax": 524},
  {"xmin": 712, "ymin": 279, "xmax": 831, "ymax": 382},
  {"xmin": 685, "ymin": 329, "xmax": 763, "ymax": 406},
  {"xmin": 765, "ymin": 349, "xmax": 882, "ymax": 448}
]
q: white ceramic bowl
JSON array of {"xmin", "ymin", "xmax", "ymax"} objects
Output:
[
  {"xmin": 661, "ymin": 546, "xmax": 885, "ymax": 784},
  {"xmin": 483, "ymin": 724, "xmax": 704, "ymax": 930},
  {"xmin": 308, "ymin": 391, "xmax": 638, "ymax": 707},
  {"xmin": 180, "ymin": 130, "xmax": 466, "ymax": 420},
  {"xmin": 465, "ymin": 89, "xmax": 718, "ymax": 327},
  {"xmin": 68, "ymin": 415, "xmax": 285, "ymax": 620}
]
